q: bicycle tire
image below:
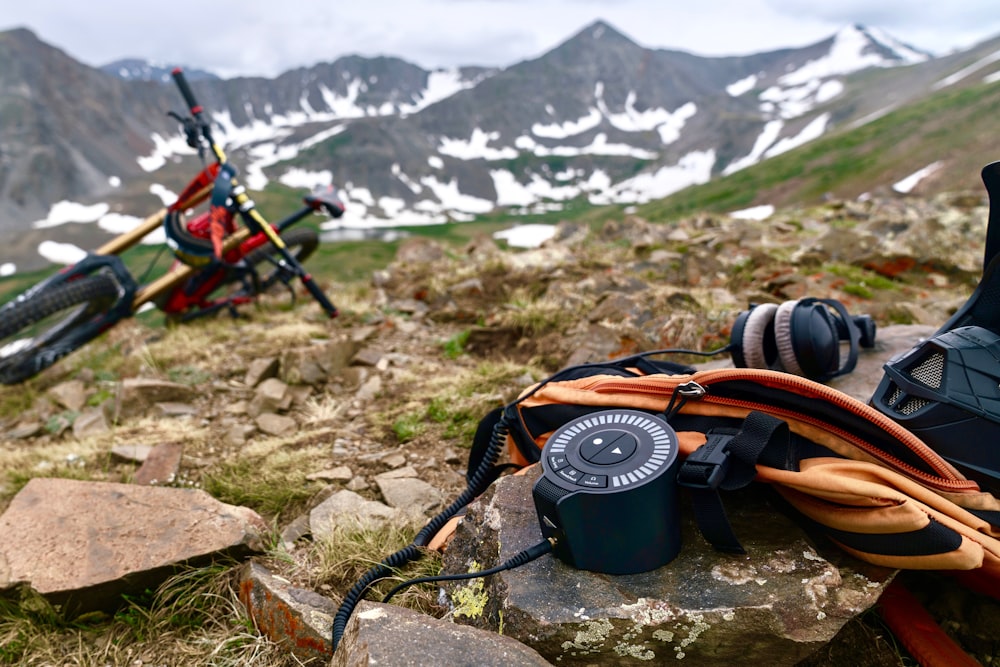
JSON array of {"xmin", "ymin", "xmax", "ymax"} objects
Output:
[
  {"xmin": 0, "ymin": 274, "xmax": 120, "ymax": 384},
  {"xmin": 241, "ymin": 226, "xmax": 319, "ymax": 293}
]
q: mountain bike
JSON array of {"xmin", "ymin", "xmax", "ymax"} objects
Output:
[{"xmin": 0, "ymin": 68, "xmax": 344, "ymax": 385}]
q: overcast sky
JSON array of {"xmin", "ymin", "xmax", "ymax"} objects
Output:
[{"xmin": 4, "ymin": 1, "xmax": 1000, "ymax": 78}]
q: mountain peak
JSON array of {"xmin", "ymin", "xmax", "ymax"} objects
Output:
[
  {"xmin": 569, "ymin": 19, "xmax": 638, "ymax": 47},
  {"xmin": 835, "ymin": 23, "xmax": 931, "ymax": 65},
  {"xmin": 543, "ymin": 19, "xmax": 642, "ymax": 65},
  {"xmin": 0, "ymin": 26, "xmax": 41, "ymax": 43}
]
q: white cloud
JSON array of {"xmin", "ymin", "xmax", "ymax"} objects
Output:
[{"xmin": 4, "ymin": 1, "xmax": 999, "ymax": 79}]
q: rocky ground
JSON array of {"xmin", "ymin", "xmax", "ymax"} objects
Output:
[{"xmin": 0, "ymin": 190, "xmax": 998, "ymax": 665}]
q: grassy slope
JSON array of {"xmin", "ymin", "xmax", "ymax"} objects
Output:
[{"xmin": 637, "ymin": 80, "xmax": 1000, "ymax": 222}]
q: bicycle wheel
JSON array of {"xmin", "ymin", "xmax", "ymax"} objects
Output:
[
  {"xmin": 241, "ymin": 226, "xmax": 319, "ymax": 293},
  {"xmin": 0, "ymin": 274, "xmax": 120, "ymax": 384}
]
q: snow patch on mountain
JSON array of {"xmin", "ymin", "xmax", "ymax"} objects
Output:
[
  {"xmin": 491, "ymin": 171, "xmax": 578, "ymax": 207},
  {"xmin": 32, "ymin": 201, "xmax": 109, "ymax": 229},
  {"xmin": 753, "ymin": 25, "xmax": 922, "ymax": 121},
  {"xmin": 38, "ymin": 241, "xmax": 87, "ymax": 265},
  {"xmin": 893, "ymin": 161, "xmax": 943, "ymax": 193},
  {"xmin": 727, "ymin": 74, "xmax": 758, "ymax": 97},
  {"xmin": 724, "ymin": 120, "xmax": 784, "ymax": 175},
  {"xmin": 532, "ymin": 109, "xmax": 602, "ymax": 139},
  {"xmin": 765, "ymin": 114, "xmax": 830, "ymax": 158},
  {"xmin": 934, "ymin": 48, "xmax": 1000, "ymax": 89},
  {"xmin": 280, "ymin": 169, "xmax": 334, "ymax": 190},
  {"xmin": 493, "ymin": 224, "xmax": 557, "ymax": 248},
  {"xmin": 440, "ymin": 129, "xmax": 519, "ymax": 160},
  {"xmin": 730, "ymin": 204, "xmax": 775, "ymax": 220},
  {"xmin": 592, "ymin": 150, "xmax": 716, "ymax": 205}
]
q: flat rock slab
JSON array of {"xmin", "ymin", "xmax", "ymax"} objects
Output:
[
  {"xmin": 0, "ymin": 478, "xmax": 267, "ymax": 616},
  {"xmin": 442, "ymin": 466, "xmax": 895, "ymax": 666},
  {"xmin": 116, "ymin": 378, "xmax": 198, "ymax": 420},
  {"xmin": 333, "ymin": 600, "xmax": 551, "ymax": 666},
  {"xmin": 133, "ymin": 442, "xmax": 184, "ymax": 485}
]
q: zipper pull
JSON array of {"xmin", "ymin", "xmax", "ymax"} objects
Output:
[
  {"xmin": 663, "ymin": 381, "xmax": 707, "ymax": 421},
  {"xmin": 676, "ymin": 381, "xmax": 707, "ymax": 399}
]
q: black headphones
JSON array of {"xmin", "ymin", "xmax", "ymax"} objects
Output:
[{"xmin": 728, "ymin": 298, "xmax": 877, "ymax": 382}]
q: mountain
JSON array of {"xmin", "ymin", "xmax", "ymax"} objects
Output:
[
  {"xmin": 0, "ymin": 29, "xmax": 181, "ymax": 232},
  {"xmin": 0, "ymin": 20, "xmax": 999, "ymax": 272},
  {"xmin": 100, "ymin": 58, "xmax": 221, "ymax": 82}
]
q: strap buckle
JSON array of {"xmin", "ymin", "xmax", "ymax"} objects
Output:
[{"xmin": 677, "ymin": 433, "xmax": 732, "ymax": 491}]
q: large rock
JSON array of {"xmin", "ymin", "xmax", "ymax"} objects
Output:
[
  {"xmin": 0, "ymin": 478, "xmax": 267, "ymax": 616},
  {"xmin": 333, "ymin": 600, "xmax": 551, "ymax": 667},
  {"xmin": 239, "ymin": 561, "xmax": 336, "ymax": 663},
  {"xmin": 441, "ymin": 466, "xmax": 894, "ymax": 666},
  {"xmin": 249, "ymin": 377, "xmax": 291, "ymax": 417},
  {"xmin": 114, "ymin": 378, "xmax": 199, "ymax": 420},
  {"xmin": 309, "ymin": 490, "xmax": 402, "ymax": 541},
  {"xmin": 48, "ymin": 379, "xmax": 88, "ymax": 412},
  {"xmin": 72, "ymin": 407, "xmax": 110, "ymax": 439},
  {"xmin": 279, "ymin": 335, "xmax": 360, "ymax": 385},
  {"xmin": 373, "ymin": 468, "xmax": 444, "ymax": 518}
]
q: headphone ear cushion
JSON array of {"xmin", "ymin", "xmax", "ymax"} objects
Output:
[
  {"xmin": 773, "ymin": 300, "xmax": 806, "ymax": 376},
  {"xmin": 734, "ymin": 303, "xmax": 778, "ymax": 369}
]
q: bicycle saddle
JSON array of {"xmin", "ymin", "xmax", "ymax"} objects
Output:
[{"xmin": 304, "ymin": 184, "xmax": 346, "ymax": 218}]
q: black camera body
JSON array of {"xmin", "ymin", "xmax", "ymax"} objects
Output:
[{"xmin": 531, "ymin": 409, "xmax": 681, "ymax": 574}]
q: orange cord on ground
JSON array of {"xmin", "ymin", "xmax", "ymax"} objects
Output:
[{"xmin": 877, "ymin": 578, "xmax": 981, "ymax": 667}]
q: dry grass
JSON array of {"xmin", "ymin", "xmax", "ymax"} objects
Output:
[
  {"xmin": 302, "ymin": 521, "xmax": 444, "ymax": 616},
  {"xmin": 301, "ymin": 393, "xmax": 347, "ymax": 426},
  {"xmin": 495, "ymin": 286, "xmax": 578, "ymax": 336},
  {"xmin": 201, "ymin": 438, "xmax": 330, "ymax": 521},
  {"xmin": 0, "ymin": 565, "xmax": 300, "ymax": 667}
]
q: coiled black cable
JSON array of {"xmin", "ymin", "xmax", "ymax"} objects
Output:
[
  {"xmin": 330, "ymin": 415, "xmax": 511, "ymax": 651},
  {"xmin": 379, "ymin": 538, "xmax": 553, "ymax": 604}
]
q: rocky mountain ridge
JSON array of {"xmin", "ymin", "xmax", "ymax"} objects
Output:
[
  {"xmin": 100, "ymin": 58, "xmax": 221, "ymax": 83},
  {"xmin": 3, "ymin": 20, "xmax": 1000, "ymax": 272}
]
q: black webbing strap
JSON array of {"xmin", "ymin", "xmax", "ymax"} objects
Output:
[{"xmin": 677, "ymin": 411, "xmax": 790, "ymax": 554}]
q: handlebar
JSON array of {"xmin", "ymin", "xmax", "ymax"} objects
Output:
[
  {"xmin": 171, "ymin": 68, "xmax": 220, "ymax": 161},
  {"xmin": 171, "ymin": 68, "xmax": 203, "ymax": 117}
]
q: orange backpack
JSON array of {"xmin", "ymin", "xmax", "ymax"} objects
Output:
[{"xmin": 469, "ymin": 360, "xmax": 1000, "ymax": 597}]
